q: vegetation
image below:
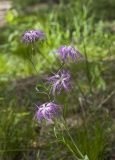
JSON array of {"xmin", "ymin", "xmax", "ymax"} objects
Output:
[{"xmin": 0, "ymin": 0, "xmax": 115, "ymax": 159}]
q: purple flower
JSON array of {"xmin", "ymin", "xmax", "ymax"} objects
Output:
[
  {"xmin": 21, "ymin": 30, "xmax": 45, "ymax": 44},
  {"xmin": 47, "ymin": 70, "xmax": 71, "ymax": 95},
  {"xmin": 35, "ymin": 102, "xmax": 62, "ymax": 123},
  {"xmin": 57, "ymin": 45, "xmax": 82, "ymax": 62}
]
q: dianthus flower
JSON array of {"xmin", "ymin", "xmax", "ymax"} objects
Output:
[
  {"xmin": 57, "ymin": 45, "xmax": 82, "ymax": 62},
  {"xmin": 47, "ymin": 70, "xmax": 71, "ymax": 95},
  {"xmin": 36, "ymin": 102, "xmax": 62, "ymax": 123},
  {"xmin": 21, "ymin": 30, "xmax": 45, "ymax": 44}
]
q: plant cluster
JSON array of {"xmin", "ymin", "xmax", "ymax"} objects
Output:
[{"xmin": 22, "ymin": 29, "xmax": 89, "ymax": 160}]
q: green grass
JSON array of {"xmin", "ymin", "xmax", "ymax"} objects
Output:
[{"xmin": 0, "ymin": 0, "xmax": 115, "ymax": 159}]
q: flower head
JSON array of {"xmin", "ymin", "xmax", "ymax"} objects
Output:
[
  {"xmin": 21, "ymin": 30, "xmax": 45, "ymax": 44},
  {"xmin": 57, "ymin": 45, "xmax": 82, "ymax": 63},
  {"xmin": 47, "ymin": 70, "xmax": 71, "ymax": 95},
  {"xmin": 35, "ymin": 102, "xmax": 62, "ymax": 123}
]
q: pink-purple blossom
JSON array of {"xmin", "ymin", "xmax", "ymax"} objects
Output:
[
  {"xmin": 57, "ymin": 45, "xmax": 82, "ymax": 63},
  {"xmin": 21, "ymin": 30, "xmax": 45, "ymax": 44},
  {"xmin": 47, "ymin": 70, "xmax": 71, "ymax": 95},
  {"xmin": 35, "ymin": 102, "xmax": 62, "ymax": 123}
]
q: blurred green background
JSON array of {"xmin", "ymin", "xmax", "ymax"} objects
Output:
[{"xmin": 0, "ymin": 0, "xmax": 115, "ymax": 159}]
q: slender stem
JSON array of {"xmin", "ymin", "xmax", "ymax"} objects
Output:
[
  {"xmin": 28, "ymin": 54, "xmax": 38, "ymax": 74},
  {"xmin": 28, "ymin": 43, "xmax": 38, "ymax": 73},
  {"xmin": 55, "ymin": 118, "xmax": 84, "ymax": 159},
  {"xmin": 62, "ymin": 120, "xmax": 84, "ymax": 159},
  {"xmin": 57, "ymin": 62, "xmax": 65, "ymax": 73},
  {"xmin": 36, "ymin": 87, "xmax": 51, "ymax": 101},
  {"xmin": 54, "ymin": 120, "xmax": 80, "ymax": 160},
  {"xmin": 64, "ymin": 142, "xmax": 80, "ymax": 160},
  {"xmin": 82, "ymin": 39, "xmax": 93, "ymax": 95}
]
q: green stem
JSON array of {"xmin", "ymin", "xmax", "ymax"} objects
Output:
[
  {"xmin": 82, "ymin": 39, "xmax": 93, "ymax": 95},
  {"xmin": 62, "ymin": 119, "xmax": 84, "ymax": 159},
  {"xmin": 54, "ymin": 120, "xmax": 80, "ymax": 160},
  {"xmin": 36, "ymin": 89, "xmax": 51, "ymax": 101},
  {"xmin": 57, "ymin": 62, "xmax": 65, "ymax": 73},
  {"xmin": 28, "ymin": 54, "xmax": 38, "ymax": 74}
]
